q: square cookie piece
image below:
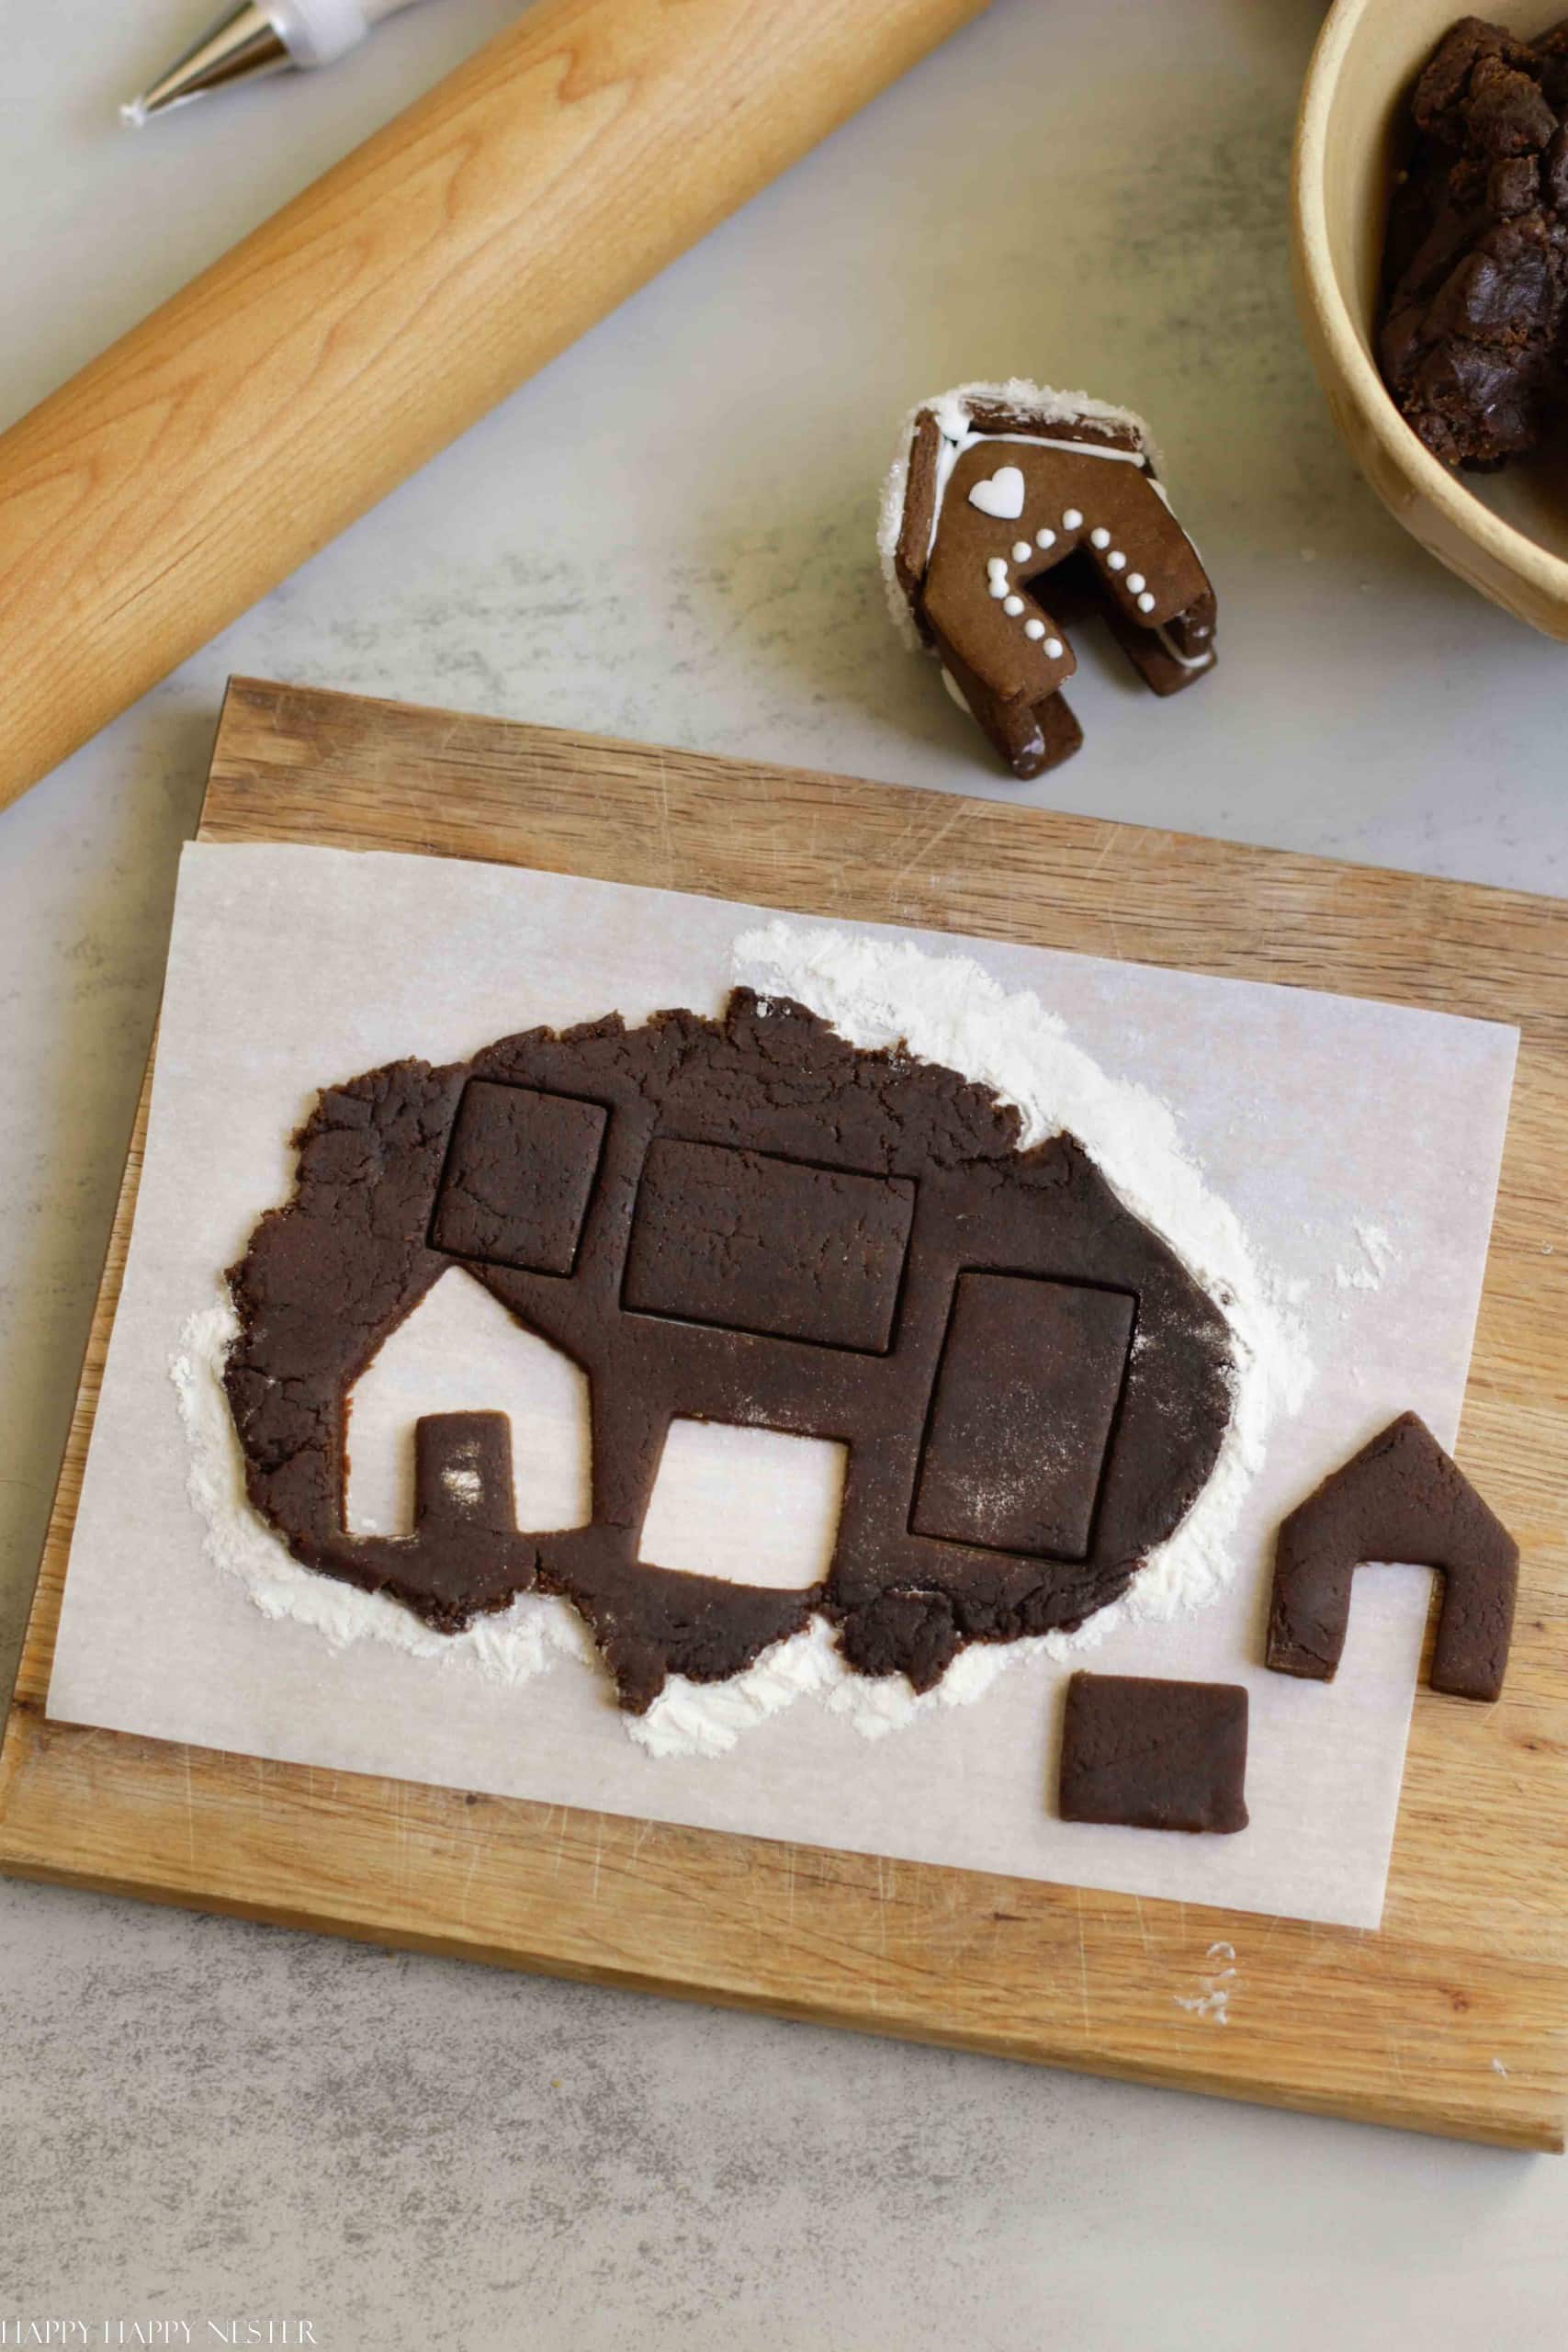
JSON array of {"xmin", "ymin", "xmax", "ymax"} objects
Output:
[
  {"xmin": 431, "ymin": 1082, "xmax": 606, "ymax": 1273},
  {"xmin": 1058, "ymin": 1672, "xmax": 1248, "ymax": 1835},
  {"xmin": 912, "ymin": 1274, "xmax": 1134, "ymax": 1559}
]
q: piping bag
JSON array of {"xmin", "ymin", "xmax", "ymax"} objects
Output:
[
  {"xmin": 124, "ymin": 3, "xmax": 434, "ymax": 127},
  {"xmin": 0, "ymin": 0, "xmax": 991, "ymax": 810}
]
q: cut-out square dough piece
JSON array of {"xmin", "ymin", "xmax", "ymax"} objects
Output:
[
  {"xmin": 431, "ymin": 1082, "xmax": 606, "ymax": 1272},
  {"xmin": 912, "ymin": 1274, "xmax": 1134, "ymax": 1559},
  {"xmin": 641, "ymin": 1420, "xmax": 847, "ymax": 1589},
  {"xmin": 623, "ymin": 1138, "xmax": 916, "ymax": 1352},
  {"xmin": 1058, "ymin": 1672, "xmax": 1249, "ymax": 1835}
]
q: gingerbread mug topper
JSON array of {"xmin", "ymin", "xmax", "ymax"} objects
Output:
[{"xmin": 880, "ymin": 379, "xmax": 1218, "ymax": 777}]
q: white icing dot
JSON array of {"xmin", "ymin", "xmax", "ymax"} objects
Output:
[
  {"xmin": 1003, "ymin": 594, "xmax": 1024, "ymax": 616},
  {"xmin": 1127, "ymin": 571, "xmax": 1145, "ymax": 593},
  {"xmin": 1035, "ymin": 527, "xmax": 1055, "ymax": 549},
  {"xmin": 988, "ymin": 578, "xmax": 1009, "ymax": 599},
  {"xmin": 1090, "ymin": 526, "xmax": 1111, "ymax": 549},
  {"xmin": 1044, "ymin": 637, "xmax": 1065, "ymax": 660},
  {"xmin": 1062, "ymin": 508, "xmax": 1083, "ymax": 529},
  {"xmin": 987, "ymin": 555, "xmax": 1009, "ymax": 579},
  {"xmin": 1138, "ymin": 591, "xmax": 1156, "ymax": 612},
  {"xmin": 1023, "ymin": 617, "xmax": 1046, "ymax": 640},
  {"xmin": 1011, "ymin": 540, "xmax": 1032, "ymax": 562},
  {"xmin": 1107, "ymin": 550, "xmax": 1126, "ymax": 571}
]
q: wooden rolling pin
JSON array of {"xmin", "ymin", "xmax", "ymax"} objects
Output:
[{"xmin": 0, "ymin": 0, "xmax": 989, "ymax": 810}]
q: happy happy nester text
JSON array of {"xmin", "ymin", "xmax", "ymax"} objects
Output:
[{"xmin": 0, "ymin": 2326, "xmax": 315, "ymax": 2346}]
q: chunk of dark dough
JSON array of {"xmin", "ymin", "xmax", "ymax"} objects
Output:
[
  {"xmin": 1058, "ymin": 1672, "xmax": 1249, "ymax": 1835},
  {"xmin": 225, "ymin": 991, "xmax": 1234, "ymax": 1711},
  {"xmin": 1266, "ymin": 1411, "xmax": 1518, "ymax": 1702},
  {"xmin": 911, "ymin": 1274, "xmax": 1134, "ymax": 1559},
  {"xmin": 431, "ymin": 1081, "xmax": 605, "ymax": 1272},
  {"xmin": 1379, "ymin": 16, "xmax": 1568, "ymax": 469}
]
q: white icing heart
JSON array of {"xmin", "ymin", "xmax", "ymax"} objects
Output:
[{"xmin": 967, "ymin": 465, "xmax": 1025, "ymax": 521}]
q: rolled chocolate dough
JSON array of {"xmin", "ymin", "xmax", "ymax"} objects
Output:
[{"xmin": 225, "ymin": 990, "xmax": 1235, "ymax": 1711}]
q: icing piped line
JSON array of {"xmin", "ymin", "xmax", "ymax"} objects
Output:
[
  {"xmin": 1156, "ymin": 626, "xmax": 1215, "ymax": 673},
  {"xmin": 930, "ymin": 433, "xmax": 1144, "ymax": 567}
]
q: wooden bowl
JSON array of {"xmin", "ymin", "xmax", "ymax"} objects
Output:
[{"xmin": 1293, "ymin": 0, "xmax": 1568, "ymax": 639}]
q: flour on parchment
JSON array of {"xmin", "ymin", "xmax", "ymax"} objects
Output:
[{"xmin": 172, "ymin": 923, "xmax": 1314, "ymax": 1758}]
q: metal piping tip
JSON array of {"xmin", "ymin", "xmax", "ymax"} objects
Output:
[{"xmin": 122, "ymin": 2, "xmax": 290, "ymax": 125}]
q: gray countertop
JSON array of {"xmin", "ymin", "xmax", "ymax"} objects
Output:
[{"xmin": 3, "ymin": 2, "xmax": 1564, "ymax": 2344}]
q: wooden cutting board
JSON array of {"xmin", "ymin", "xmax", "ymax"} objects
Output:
[{"xmin": 3, "ymin": 677, "xmax": 1565, "ymax": 2148}]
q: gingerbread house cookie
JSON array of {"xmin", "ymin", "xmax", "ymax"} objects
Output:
[{"xmin": 880, "ymin": 379, "xmax": 1218, "ymax": 777}]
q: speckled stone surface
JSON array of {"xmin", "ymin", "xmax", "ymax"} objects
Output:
[{"xmin": 4, "ymin": 2, "xmax": 1567, "ymax": 2344}]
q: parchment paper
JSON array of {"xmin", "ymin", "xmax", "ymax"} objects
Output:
[{"xmin": 47, "ymin": 842, "xmax": 1518, "ymax": 1930}]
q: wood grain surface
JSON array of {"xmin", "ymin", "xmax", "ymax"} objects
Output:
[
  {"xmin": 0, "ymin": 0, "xmax": 987, "ymax": 809},
  {"xmin": 3, "ymin": 677, "xmax": 1565, "ymax": 2147}
]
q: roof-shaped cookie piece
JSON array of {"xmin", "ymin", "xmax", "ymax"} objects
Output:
[{"xmin": 1266, "ymin": 1411, "xmax": 1519, "ymax": 1702}]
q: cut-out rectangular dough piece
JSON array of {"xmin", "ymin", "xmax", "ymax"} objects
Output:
[
  {"xmin": 414, "ymin": 1412, "xmax": 515, "ymax": 1533},
  {"xmin": 1058, "ymin": 1672, "xmax": 1249, "ymax": 1835},
  {"xmin": 431, "ymin": 1082, "xmax": 606, "ymax": 1273},
  {"xmin": 623, "ymin": 1138, "xmax": 915, "ymax": 1352},
  {"xmin": 911, "ymin": 1272, "xmax": 1134, "ymax": 1559}
]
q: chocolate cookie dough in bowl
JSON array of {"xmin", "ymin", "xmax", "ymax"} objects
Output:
[{"xmin": 1294, "ymin": 0, "xmax": 1568, "ymax": 636}]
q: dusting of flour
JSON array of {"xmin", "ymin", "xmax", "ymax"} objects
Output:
[
  {"xmin": 1335, "ymin": 1219, "xmax": 1395, "ymax": 1293},
  {"xmin": 172, "ymin": 1300, "xmax": 596, "ymax": 1686},
  {"xmin": 172, "ymin": 922, "xmax": 1314, "ymax": 1761}
]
